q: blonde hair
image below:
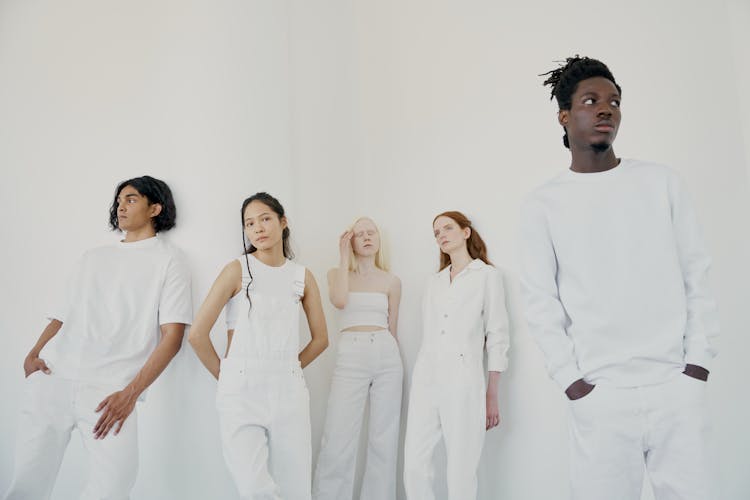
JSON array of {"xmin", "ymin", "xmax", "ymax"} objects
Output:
[{"xmin": 348, "ymin": 216, "xmax": 389, "ymax": 272}]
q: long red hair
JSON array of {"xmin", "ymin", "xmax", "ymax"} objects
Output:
[{"xmin": 433, "ymin": 211, "xmax": 492, "ymax": 271}]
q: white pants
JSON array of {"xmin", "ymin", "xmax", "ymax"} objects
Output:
[
  {"xmin": 403, "ymin": 353, "xmax": 486, "ymax": 500},
  {"xmin": 216, "ymin": 358, "xmax": 312, "ymax": 500},
  {"xmin": 569, "ymin": 373, "xmax": 713, "ymax": 500},
  {"xmin": 3, "ymin": 372, "xmax": 139, "ymax": 500},
  {"xmin": 313, "ymin": 331, "xmax": 403, "ymax": 500}
]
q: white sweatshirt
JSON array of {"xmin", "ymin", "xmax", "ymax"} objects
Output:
[{"xmin": 520, "ymin": 159, "xmax": 719, "ymax": 390}]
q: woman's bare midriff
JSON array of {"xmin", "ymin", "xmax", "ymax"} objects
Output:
[{"xmin": 341, "ymin": 325, "xmax": 387, "ymax": 333}]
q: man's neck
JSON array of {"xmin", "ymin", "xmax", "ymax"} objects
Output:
[
  {"xmin": 123, "ymin": 227, "xmax": 157, "ymax": 243},
  {"xmin": 570, "ymin": 147, "xmax": 620, "ymax": 173}
]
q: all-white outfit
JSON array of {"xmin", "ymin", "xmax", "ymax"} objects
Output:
[
  {"xmin": 404, "ymin": 259, "xmax": 509, "ymax": 500},
  {"xmin": 313, "ymin": 293, "xmax": 403, "ymax": 500},
  {"xmin": 219, "ymin": 254, "xmax": 311, "ymax": 500},
  {"xmin": 4, "ymin": 236, "xmax": 193, "ymax": 500},
  {"xmin": 520, "ymin": 159, "xmax": 720, "ymax": 500}
]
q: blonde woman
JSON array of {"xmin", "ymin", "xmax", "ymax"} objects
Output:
[{"xmin": 313, "ymin": 217, "xmax": 403, "ymax": 500}]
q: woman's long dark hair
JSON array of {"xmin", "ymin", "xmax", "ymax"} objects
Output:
[
  {"xmin": 240, "ymin": 192, "xmax": 294, "ymax": 307},
  {"xmin": 433, "ymin": 211, "xmax": 492, "ymax": 271}
]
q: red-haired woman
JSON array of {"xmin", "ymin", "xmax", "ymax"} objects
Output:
[{"xmin": 403, "ymin": 211, "xmax": 510, "ymax": 500}]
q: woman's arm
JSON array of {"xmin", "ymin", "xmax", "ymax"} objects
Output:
[
  {"xmin": 328, "ymin": 230, "xmax": 353, "ymax": 308},
  {"xmin": 225, "ymin": 330, "xmax": 234, "ymax": 358},
  {"xmin": 486, "ymin": 371, "xmax": 501, "ymax": 430},
  {"xmin": 484, "ymin": 268, "xmax": 509, "ymax": 430},
  {"xmin": 188, "ymin": 261, "xmax": 241, "ymax": 379},
  {"xmin": 300, "ymin": 269, "xmax": 329, "ymax": 368},
  {"xmin": 387, "ymin": 275, "xmax": 402, "ymax": 339}
]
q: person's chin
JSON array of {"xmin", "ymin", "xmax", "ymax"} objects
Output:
[{"xmin": 590, "ymin": 141, "xmax": 611, "ymax": 153}]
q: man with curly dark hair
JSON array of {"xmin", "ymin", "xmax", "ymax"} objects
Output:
[
  {"xmin": 4, "ymin": 175, "xmax": 192, "ymax": 500},
  {"xmin": 521, "ymin": 56, "xmax": 718, "ymax": 499}
]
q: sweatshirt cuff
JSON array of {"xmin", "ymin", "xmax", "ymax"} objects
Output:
[
  {"xmin": 685, "ymin": 350, "xmax": 713, "ymax": 373},
  {"xmin": 552, "ymin": 363, "xmax": 585, "ymax": 392}
]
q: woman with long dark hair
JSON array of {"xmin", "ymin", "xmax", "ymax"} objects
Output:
[
  {"xmin": 189, "ymin": 192, "xmax": 328, "ymax": 500},
  {"xmin": 403, "ymin": 211, "xmax": 510, "ymax": 500}
]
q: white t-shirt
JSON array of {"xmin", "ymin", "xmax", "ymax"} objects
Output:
[
  {"xmin": 520, "ymin": 159, "xmax": 719, "ymax": 390},
  {"xmin": 42, "ymin": 236, "xmax": 193, "ymax": 391}
]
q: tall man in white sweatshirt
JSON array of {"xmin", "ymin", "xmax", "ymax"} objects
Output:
[
  {"xmin": 3, "ymin": 176, "xmax": 192, "ymax": 500},
  {"xmin": 520, "ymin": 56, "xmax": 719, "ymax": 500}
]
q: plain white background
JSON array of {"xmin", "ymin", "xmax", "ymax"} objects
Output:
[{"xmin": 1, "ymin": 1, "xmax": 748, "ymax": 499}]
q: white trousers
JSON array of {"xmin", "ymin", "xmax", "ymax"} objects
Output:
[
  {"xmin": 569, "ymin": 373, "xmax": 713, "ymax": 500},
  {"xmin": 403, "ymin": 353, "xmax": 486, "ymax": 500},
  {"xmin": 3, "ymin": 372, "xmax": 139, "ymax": 500},
  {"xmin": 216, "ymin": 358, "xmax": 312, "ymax": 500},
  {"xmin": 313, "ymin": 331, "xmax": 403, "ymax": 500}
]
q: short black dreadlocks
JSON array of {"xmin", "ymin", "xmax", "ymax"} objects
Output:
[{"xmin": 540, "ymin": 56, "xmax": 621, "ymax": 148}]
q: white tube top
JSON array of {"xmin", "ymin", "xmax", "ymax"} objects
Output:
[{"xmin": 340, "ymin": 292, "xmax": 389, "ymax": 331}]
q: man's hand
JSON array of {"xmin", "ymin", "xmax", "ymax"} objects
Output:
[
  {"xmin": 486, "ymin": 393, "xmax": 501, "ymax": 430},
  {"xmin": 683, "ymin": 364, "xmax": 709, "ymax": 381},
  {"xmin": 24, "ymin": 354, "xmax": 51, "ymax": 377},
  {"xmin": 566, "ymin": 378, "xmax": 595, "ymax": 401},
  {"xmin": 94, "ymin": 389, "xmax": 138, "ymax": 439}
]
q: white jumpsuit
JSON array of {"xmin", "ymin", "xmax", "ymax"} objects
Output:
[
  {"xmin": 313, "ymin": 293, "xmax": 403, "ymax": 500},
  {"xmin": 403, "ymin": 259, "xmax": 509, "ymax": 500},
  {"xmin": 218, "ymin": 255, "xmax": 311, "ymax": 500}
]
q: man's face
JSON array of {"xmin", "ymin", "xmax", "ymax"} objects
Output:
[
  {"xmin": 559, "ymin": 76, "xmax": 621, "ymax": 152},
  {"xmin": 116, "ymin": 185, "xmax": 159, "ymax": 233}
]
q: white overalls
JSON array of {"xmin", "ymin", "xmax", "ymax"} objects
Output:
[
  {"xmin": 404, "ymin": 259, "xmax": 509, "ymax": 500},
  {"xmin": 218, "ymin": 255, "xmax": 310, "ymax": 500}
]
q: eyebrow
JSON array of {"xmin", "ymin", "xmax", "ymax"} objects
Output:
[
  {"xmin": 244, "ymin": 211, "xmax": 271, "ymax": 222},
  {"xmin": 580, "ymin": 90, "xmax": 621, "ymax": 98}
]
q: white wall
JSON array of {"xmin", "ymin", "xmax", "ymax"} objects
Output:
[
  {"xmin": 0, "ymin": 1, "xmax": 294, "ymax": 498},
  {"xmin": 1, "ymin": 1, "xmax": 748, "ymax": 499}
]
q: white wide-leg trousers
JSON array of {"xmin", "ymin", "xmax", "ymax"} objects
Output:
[{"xmin": 313, "ymin": 331, "xmax": 403, "ymax": 500}]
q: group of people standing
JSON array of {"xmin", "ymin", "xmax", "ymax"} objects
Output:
[{"xmin": 3, "ymin": 55, "xmax": 718, "ymax": 500}]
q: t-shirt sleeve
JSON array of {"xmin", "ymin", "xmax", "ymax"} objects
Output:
[
  {"xmin": 158, "ymin": 255, "xmax": 193, "ymax": 326},
  {"xmin": 46, "ymin": 255, "xmax": 85, "ymax": 323}
]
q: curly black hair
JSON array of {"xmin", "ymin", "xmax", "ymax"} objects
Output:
[
  {"xmin": 108, "ymin": 176, "xmax": 177, "ymax": 232},
  {"xmin": 541, "ymin": 56, "xmax": 621, "ymax": 148}
]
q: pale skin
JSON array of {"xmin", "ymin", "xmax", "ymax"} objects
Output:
[
  {"xmin": 189, "ymin": 200, "xmax": 328, "ymax": 379},
  {"xmin": 23, "ymin": 185, "xmax": 187, "ymax": 439},
  {"xmin": 433, "ymin": 215, "xmax": 501, "ymax": 430},
  {"xmin": 327, "ymin": 217, "xmax": 401, "ymax": 339}
]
